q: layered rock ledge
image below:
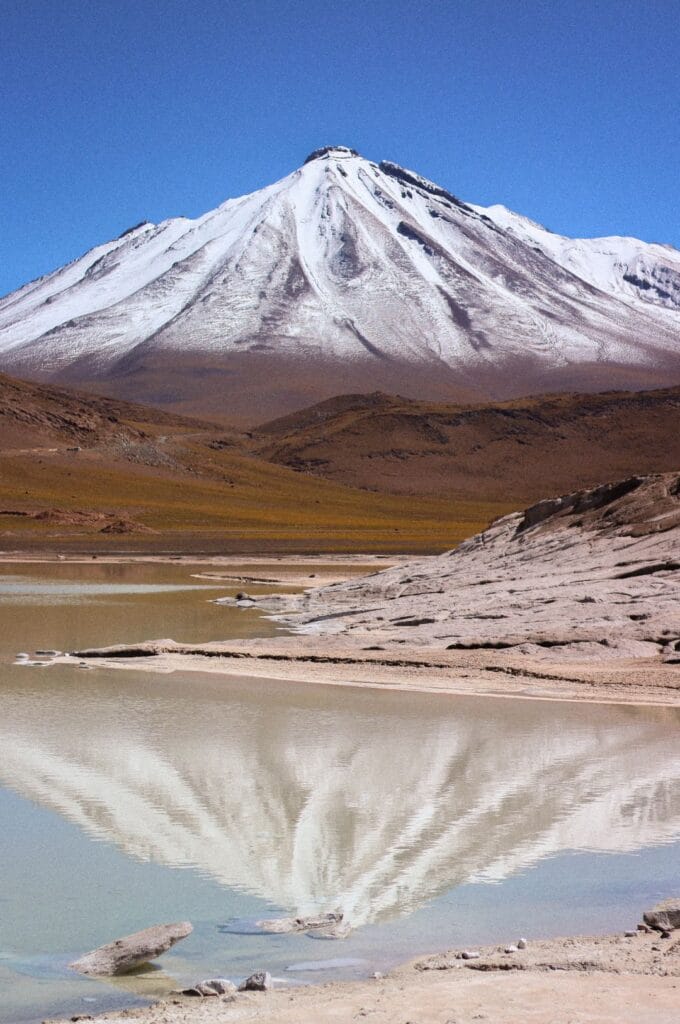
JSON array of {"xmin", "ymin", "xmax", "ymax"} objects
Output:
[{"xmin": 260, "ymin": 472, "xmax": 680, "ymax": 663}]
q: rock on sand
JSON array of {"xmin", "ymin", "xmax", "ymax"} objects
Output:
[{"xmin": 643, "ymin": 898, "xmax": 680, "ymax": 932}]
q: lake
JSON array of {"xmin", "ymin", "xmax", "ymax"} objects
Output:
[{"xmin": 1, "ymin": 560, "xmax": 679, "ymax": 1023}]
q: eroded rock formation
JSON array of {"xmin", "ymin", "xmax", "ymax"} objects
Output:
[{"xmin": 271, "ymin": 472, "xmax": 680, "ymax": 661}]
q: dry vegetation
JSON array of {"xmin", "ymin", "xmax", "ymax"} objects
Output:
[{"xmin": 0, "ymin": 373, "xmax": 508, "ymax": 553}]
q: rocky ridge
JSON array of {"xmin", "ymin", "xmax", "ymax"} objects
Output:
[{"xmin": 263, "ymin": 472, "xmax": 680, "ymax": 662}]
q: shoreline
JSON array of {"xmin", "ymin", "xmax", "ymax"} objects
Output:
[
  {"xmin": 45, "ymin": 925, "xmax": 680, "ymax": 1024},
  {"xmin": 63, "ymin": 637, "xmax": 680, "ymax": 708}
]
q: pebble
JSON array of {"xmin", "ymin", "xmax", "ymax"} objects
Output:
[
  {"xmin": 461, "ymin": 951, "xmax": 480, "ymax": 960},
  {"xmin": 36, "ymin": 649, "xmax": 61, "ymax": 656},
  {"xmin": 637, "ymin": 923, "xmax": 651, "ymax": 933},
  {"xmin": 504, "ymin": 945, "xmax": 518, "ymax": 954},
  {"xmin": 16, "ymin": 653, "xmax": 30, "ymax": 660},
  {"xmin": 517, "ymin": 938, "xmax": 527, "ymax": 949},
  {"xmin": 624, "ymin": 930, "xmax": 637, "ymax": 937}
]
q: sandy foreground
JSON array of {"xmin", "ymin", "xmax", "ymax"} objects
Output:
[{"xmin": 45, "ymin": 931, "xmax": 680, "ymax": 1024}]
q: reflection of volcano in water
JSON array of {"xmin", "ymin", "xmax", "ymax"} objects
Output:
[{"xmin": 2, "ymin": 670, "xmax": 679, "ymax": 926}]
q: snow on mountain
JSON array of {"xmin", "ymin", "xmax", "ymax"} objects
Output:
[
  {"xmin": 1, "ymin": 146, "xmax": 679, "ymax": 418},
  {"xmin": 474, "ymin": 203, "xmax": 680, "ymax": 314}
]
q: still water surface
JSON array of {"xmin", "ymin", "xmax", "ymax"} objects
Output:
[{"xmin": 0, "ymin": 561, "xmax": 679, "ymax": 1022}]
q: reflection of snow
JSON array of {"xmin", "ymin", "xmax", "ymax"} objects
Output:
[{"xmin": 1, "ymin": 674, "xmax": 679, "ymax": 927}]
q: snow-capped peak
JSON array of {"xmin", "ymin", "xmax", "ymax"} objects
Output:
[{"xmin": 0, "ymin": 149, "xmax": 679, "ymax": 420}]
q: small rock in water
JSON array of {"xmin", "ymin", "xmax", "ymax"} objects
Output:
[
  {"xmin": 35, "ymin": 650, "xmax": 61, "ymax": 657},
  {"xmin": 16, "ymin": 653, "xmax": 30, "ymax": 660},
  {"xmin": 238, "ymin": 970, "xmax": 272, "ymax": 991},
  {"xmin": 179, "ymin": 979, "xmax": 236, "ymax": 997},
  {"xmin": 517, "ymin": 938, "xmax": 527, "ymax": 949},
  {"xmin": 461, "ymin": 951, "xmax": 480, "ymax": 960},
  {"xmin": 69, "ymin": 921, "xmax": 193, "ymax": 975}
]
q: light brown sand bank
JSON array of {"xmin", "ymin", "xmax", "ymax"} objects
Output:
[
  {"xmin": 66, "ymin": 636, "xmax": 680, "ymax": 707},
  {"xmin": 46, "ymin": 929, "xmax": 680, "ymax": 1024}
]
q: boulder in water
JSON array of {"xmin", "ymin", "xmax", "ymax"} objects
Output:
[{"xmin": 69, "ymin": 921, "xmax": 193, "ymax": 975}]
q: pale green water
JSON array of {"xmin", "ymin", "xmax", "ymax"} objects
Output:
[{"xmin": 0, "ymin": 561, "xmax": 679, "ymax": 1023}]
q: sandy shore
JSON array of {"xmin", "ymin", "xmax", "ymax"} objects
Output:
[
  {"xmin": 65, "ymin": 635, "xmax": 680, "ymax": 707},
  {"xmin": 46, "ymin": 928, "xmax": 680, "ymax": 1024}
]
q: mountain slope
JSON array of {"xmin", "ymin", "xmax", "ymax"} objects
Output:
[
  {"xmin": 1, "ymin": 147, "xmax": 680, "ymax": 420},
  {"xmin": 475, "ymin": 202, "xmax": 680, "ymax": 310},
  {"xmin": 253, "ymin": 386, "xmax": 680, "ymax": 502},
  {"xmin": 0, "ymin": 370, "xmax": 214, "ymax": 449}
]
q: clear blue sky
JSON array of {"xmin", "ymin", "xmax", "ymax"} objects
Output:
[{"xmin": 2, "ymin": 0, "xmax": 678, "ymax": 297}]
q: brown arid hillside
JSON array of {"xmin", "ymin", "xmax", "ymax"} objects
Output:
[
  {"xmin": 0, "ymin": 373, "xmax": 507, "ymax": 553},
  {"xmin": 253, "ymin": 386, "xmax": 680, "ymax": 503}
]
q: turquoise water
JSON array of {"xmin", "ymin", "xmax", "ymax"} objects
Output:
[{"xmin": 0, "ymin": 561, "xmax": 679, "ymax": 1023}]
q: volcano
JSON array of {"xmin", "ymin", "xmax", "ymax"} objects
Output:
[{"xmin": 2, "ymin": 145, "xmax": 679, "ymax": 422}]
